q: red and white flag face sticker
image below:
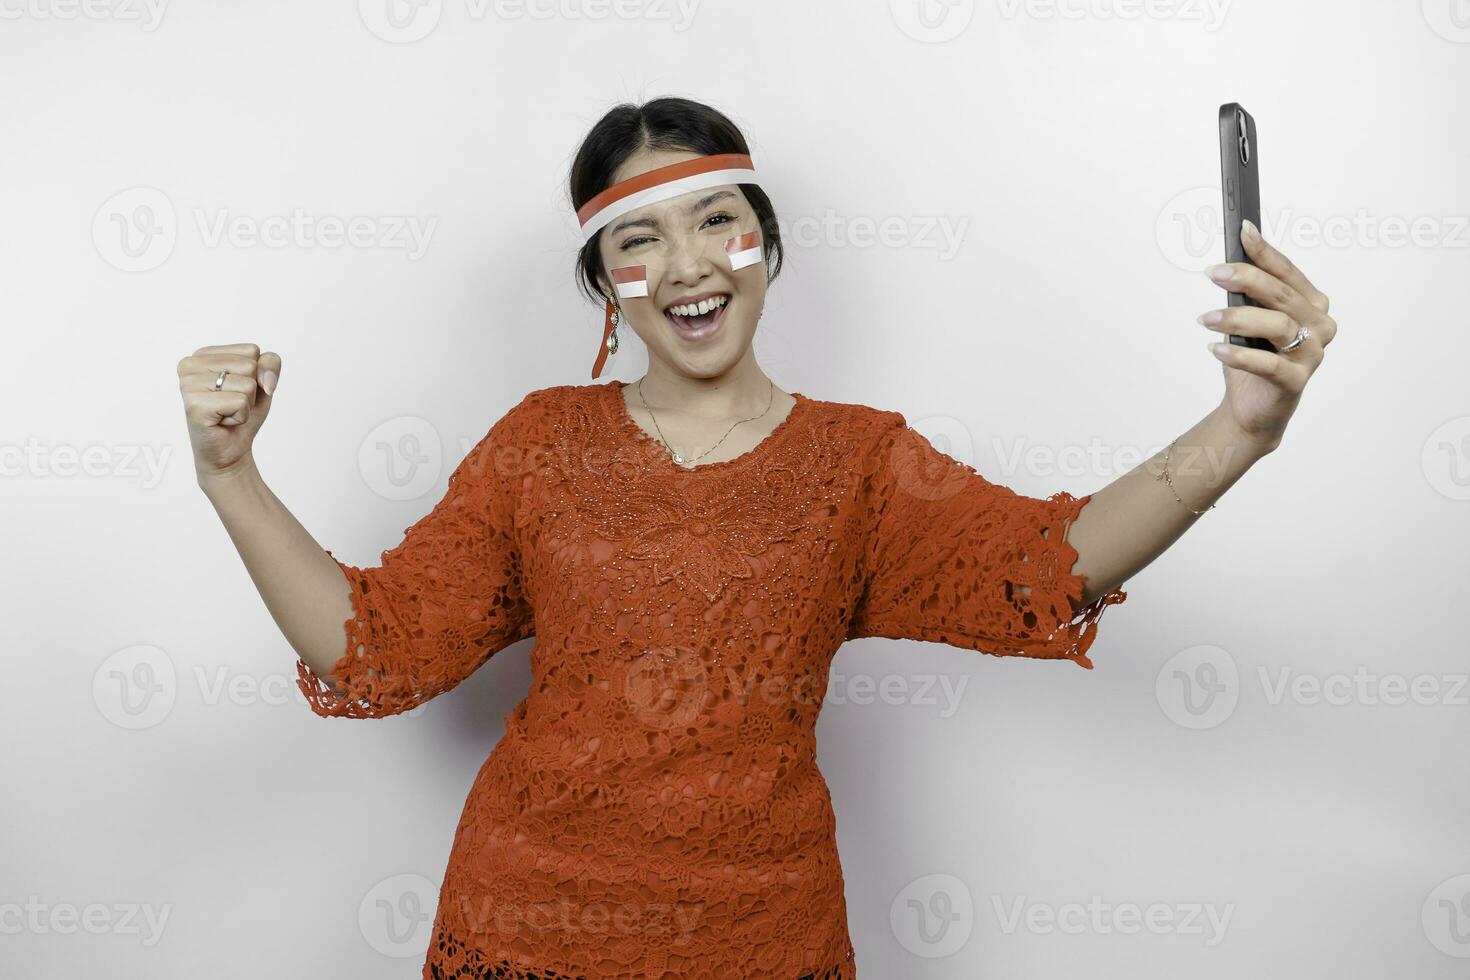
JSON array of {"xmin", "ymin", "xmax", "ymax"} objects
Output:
[
  {"xmin": 725, "ymin": 231, "xmax": 763, "ymax": 271},
  {"xmin": 611, "ymin": 264, "xmax": 648, "ymax": 299}
]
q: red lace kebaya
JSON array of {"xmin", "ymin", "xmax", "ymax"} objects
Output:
[{"xmin": 296, "ymin": 379, "xmax": 1127, "ymax": 979}]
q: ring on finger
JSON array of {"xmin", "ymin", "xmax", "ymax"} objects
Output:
[
  {"xmin": 213, "ymin": 369, "xmax": 229, "ymax": 391},
  {"xmin": 1280, "ymin": 325, "xmax": 1312, "ymax": 353}
]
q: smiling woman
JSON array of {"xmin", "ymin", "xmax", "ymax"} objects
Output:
[
  {"xmin": 569, "ymin": 101, "xmax": 784, "ymax": 390},
  {"xmin": 293, "ymin": 95, "xmax": 1118, "ymax": 979},
  {"xmin": 180, "ymin": 90, "xmax": 1334, "ymax": 980}
]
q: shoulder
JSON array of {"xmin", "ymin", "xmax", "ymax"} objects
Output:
[
  {"xmin": 453, "ymin": 385, "xmax": 576, "ymax": 480},
  {"xmin": 798, "ymin": 391, "xmax": 906, "ymax": 444},
  {"xmin": 490, "ymin": 383, "xmax": 595, "ymax": 435}
]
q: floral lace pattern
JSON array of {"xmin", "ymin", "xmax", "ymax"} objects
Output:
[{"xmin": 296, "ymin": 380, "xmax": 1127, "ymax": 978}]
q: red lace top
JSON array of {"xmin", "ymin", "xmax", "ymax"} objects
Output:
[{"xmin": 296, "ymin": 380, "xmax": 1127, "ymax": 979}]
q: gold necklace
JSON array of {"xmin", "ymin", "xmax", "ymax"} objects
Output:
[{"xmin": 636, "ymin": 378, "xmax": 775, "ymax": 467}]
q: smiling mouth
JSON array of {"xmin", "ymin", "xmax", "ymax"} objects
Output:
[{"xmin": 663, "ymin": 293, "xmax": 731, "ymax": 340}]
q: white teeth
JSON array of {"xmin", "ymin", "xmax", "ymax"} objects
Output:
[{"xmin": 668, "ymin": 295, "xmax": 728, "ymax": 318}]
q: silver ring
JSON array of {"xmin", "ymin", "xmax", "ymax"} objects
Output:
[
  {"xmin": 1280, "ymin": 325, "xmax": 1312, "ymax": 353},
  {"xmin": 213, "ymin": 369, "xmax": 229, "ymax": 391}
]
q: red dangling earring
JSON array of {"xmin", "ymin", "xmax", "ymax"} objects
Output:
[{"xmin": 591, "ymin": 300, "xmax": 621, "ymax": 379}]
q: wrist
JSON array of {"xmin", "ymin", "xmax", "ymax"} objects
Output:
[
  {"xmin": 1209, "ymin": 403, "xmax": 1281, "ymax": 460},
  {"xmin": 197, "ymin": 453, "xmax": 262, "ymax": 498}
]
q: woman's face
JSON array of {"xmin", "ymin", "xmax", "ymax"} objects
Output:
[{"xmin": 595, "ymin": 147, "xmax": 768, "ymax": 379}]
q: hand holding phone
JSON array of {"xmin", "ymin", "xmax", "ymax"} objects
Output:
[{"xmin": 1218, "ymin": 102, "xmax": 1276, "ymax": 351}]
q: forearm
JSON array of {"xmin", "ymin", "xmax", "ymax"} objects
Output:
[
  {"xmin": 1065, "ymin": 402, "xmax": 1275, "ymax": 606},
  {"xmin": 197, "ymin": 455, "xmax": 354, "ymax": 681}
]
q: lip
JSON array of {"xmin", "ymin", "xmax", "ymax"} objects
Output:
[{"xmin": 664, "ymin": 294, "xmax": 732, "ymax": 343}]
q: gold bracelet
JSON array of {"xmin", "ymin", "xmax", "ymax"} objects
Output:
[{"xmin": 1155, "ymin": 439, "xmax": 1216, "ymax": 516}]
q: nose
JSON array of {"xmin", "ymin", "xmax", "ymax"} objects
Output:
[{"xmin": 660, "ymin": 232, "xmax": 717, "ymax": 287}]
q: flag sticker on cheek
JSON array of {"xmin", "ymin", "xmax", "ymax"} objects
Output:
[
  {"xmin": 611, "ymin": 264, "xmax": 648, "ymax": 299},
  {"xmin": 725, "ymin": 231, "xmax": 763, "ymax": 272}
]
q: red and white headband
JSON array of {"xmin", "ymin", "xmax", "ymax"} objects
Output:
[{"xmin": 577, "ymin": 152, "xmax": 760, "ymax": 244}]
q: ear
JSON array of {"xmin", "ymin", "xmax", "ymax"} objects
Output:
[{"xmin": 593, "ymin": 259, "xmax": 615, "ymax": 307}]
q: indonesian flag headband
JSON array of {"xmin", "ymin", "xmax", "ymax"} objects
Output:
[{"xmin": 579, "ymin": 152, "xmax": 766, "ymax": 378}]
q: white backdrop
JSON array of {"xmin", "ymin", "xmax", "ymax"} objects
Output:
[{"xmin": 4, "ymin": 1, "xmax": 1468, "ymax": 977}]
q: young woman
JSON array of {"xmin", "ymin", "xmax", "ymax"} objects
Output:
[{"xmin": 178, "ymin": 97, "xmax": 1335, "ymax": 978}]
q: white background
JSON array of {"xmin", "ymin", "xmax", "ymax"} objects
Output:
[{"xmin": 3, "ymin": 0, "xmax": 1468, "ymax": 976}]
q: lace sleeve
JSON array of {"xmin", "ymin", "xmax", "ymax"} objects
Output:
[
  {"xmin": 845, "ymin": 415, "xmax": 1126, "ymax": 668},
  {"xmin": 296, "ymin": 397, "xmax": 536, "ymax": 717}
]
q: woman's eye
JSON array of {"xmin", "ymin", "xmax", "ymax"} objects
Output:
[{"xmin": 620, "ymin": 213, "xmax": 735, "ymax": 250}]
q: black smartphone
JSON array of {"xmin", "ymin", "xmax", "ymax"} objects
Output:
[{"xmin": 1218, "ymin": 102, "xmax": 1275, "ymax": 351}]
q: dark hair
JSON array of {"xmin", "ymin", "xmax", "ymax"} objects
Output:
[{"xmin": 568, "ymin": 96, "xmax": 784, "ymax": 307}]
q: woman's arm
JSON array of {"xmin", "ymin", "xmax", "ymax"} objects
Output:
[
  {"xmin": 177, "ymin": 343, "xmax": 356, "ymax": 681},
  {"xmin": 1066, "ymin": 405, "xmax": 1272, "ymax": 606},
  {"xmin": 180, "ymin": 345, "xmax": 536, "ymax": 716},
  {"xmin": 1066, "ymin": 220, "xmax": 1337, "ymax": 606},
  {"xmin": 198, "ymin": 456, "xmax": 357, "ymax": 683}
]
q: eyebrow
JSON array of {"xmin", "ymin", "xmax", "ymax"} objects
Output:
[{"xmin": 607, "ymin": 190, "xmax": 736, "ymax": 237}]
